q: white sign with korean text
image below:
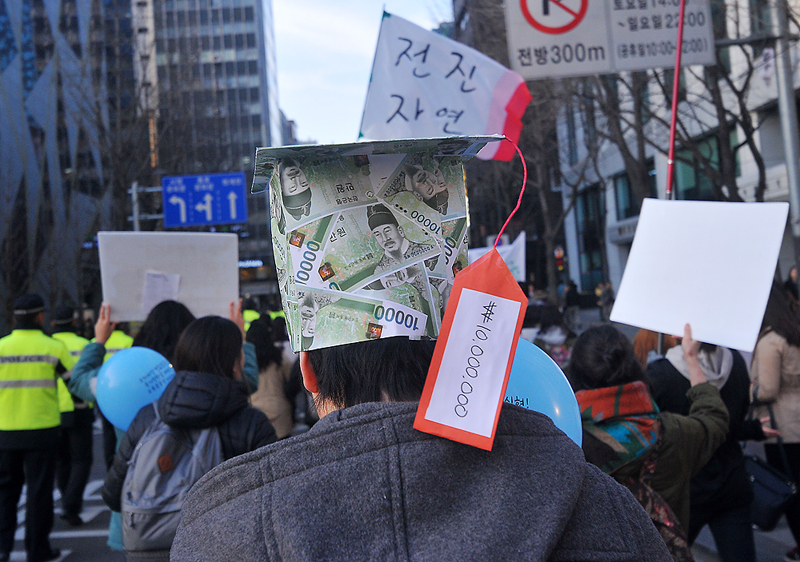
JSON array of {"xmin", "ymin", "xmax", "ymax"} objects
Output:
[
  {"xmin": 360, "ymin": 12, "xmax": 529, "ymax": 159},
  {"xmin": 610, "ymin": 200, "xmax": 789, "ymax": 352},
  {"xmin": 424, "ymin": 288, "xmax": 522, "ymax": 438},
  {"xmin": 505, "ymin": 0, "xmax": 715, "ymax": 80}
]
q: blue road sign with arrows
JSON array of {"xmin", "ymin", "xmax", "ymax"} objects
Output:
[{"xmin": 162, "ymin": 172, "xmax": 248, "ymax": 228}]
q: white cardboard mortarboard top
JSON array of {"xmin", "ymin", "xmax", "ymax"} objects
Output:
[
  {"xmin": 610, "ymin": 199, "xmax": 789, "ymax": 352},
  {"xmin": 98, "ymin": 231, "xmax": 239, "ymax": 322}
]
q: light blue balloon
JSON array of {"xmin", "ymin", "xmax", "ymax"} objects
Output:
[
  {"xmin": 505, "ymin": 338, "xmax": 582, "ymax": 446},
  {"xmin": 96, "ymin": 347, "xmax": 176, "ymax": 431}
]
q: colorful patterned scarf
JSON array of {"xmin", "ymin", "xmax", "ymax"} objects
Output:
[{"xmin": 575, "ymin": 381, "xmax": 661, "ymax": 475}]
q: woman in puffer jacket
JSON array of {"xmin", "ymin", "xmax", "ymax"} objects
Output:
[{"xmin": 101, "ymin": 316, "xmax": 276, "ymax": 561}]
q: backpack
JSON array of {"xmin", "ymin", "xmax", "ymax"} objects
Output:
[{"xmin": 121, "ymin": 407, "xmax": 224, "ymax": 553}]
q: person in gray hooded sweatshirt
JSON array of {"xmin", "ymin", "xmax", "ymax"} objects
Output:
[{"xmin": 171, "ymin": 336, "xmax": 671, "ymax": 562}]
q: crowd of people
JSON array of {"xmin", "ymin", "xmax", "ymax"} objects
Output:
[{"xmin": 2, "ymin": 268, "xmax": 800, "ymax": 561}]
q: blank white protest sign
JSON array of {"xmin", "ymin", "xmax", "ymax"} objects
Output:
[
  {"xmin": 98, "ymin": 232, "xmax": 239, "ymax": 322},
  {"xmin": 610, "ymin": 199, "xmax": 789, "ymax": 352}
]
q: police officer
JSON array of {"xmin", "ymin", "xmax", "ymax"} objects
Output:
[
  {"xmin": 0, "ymin": 294, "xmax": 73, "ymax": 562},
  {"xmin": 51, "ymin": 306, "xmax": 93, "ymax": 527}
]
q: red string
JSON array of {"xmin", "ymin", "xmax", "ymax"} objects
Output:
[{"xmin": 493, "ymin": 141, "xmax": 527, "ymax": 249}]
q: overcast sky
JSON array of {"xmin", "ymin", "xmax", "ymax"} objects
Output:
[{"xmin": 273, "ymin": 0, "xmax": 454, "ymax": 145}]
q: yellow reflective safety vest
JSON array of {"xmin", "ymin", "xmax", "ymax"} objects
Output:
[
  {"xmin": 243, "ymin": 309, "xmax": 260, "ymax": 333},
  {"xmin": 52, "ymin": 331, "xmax": 90, "ymax": 360},
  {"xmin": 53, "ymin": 331, "xmax": 92, "ymax": 409},
  {"xmin": 57, "ymin": 377, "xmax": 75, "ymax": 414},
  {"xmin": 101, "ymin": 330, "xmax": 134, "ymax": 363},
  {"xmin": 0, "ymin": 329, "xmax": 74, "ymax": 431},
  {"xmin": 268, "ymin": 310, "xmax": 285, "ymax": 321}
]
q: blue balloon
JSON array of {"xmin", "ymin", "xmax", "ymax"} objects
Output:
[
  {"xmin": 505, "ymin": 338, "xmax": 582, "ymax": 446},
  {"xmin": 96, "ymin": 347, "xmax": 175, "ymax": 431}
]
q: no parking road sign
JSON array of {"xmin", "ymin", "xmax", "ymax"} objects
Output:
[
  {"xmin": 162, "ymin": 172, "xmax": 248, "ymax": 228},
  {"xmin": 506, "ymin": 0, "xmax": 714, "ymax": 79},
  {"xmin": 522, "ymin": 0, "xmax": 588, "ymax": 34}
]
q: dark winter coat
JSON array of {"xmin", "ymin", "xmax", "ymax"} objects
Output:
[
  {"xmin": 101, "ymin": 370, "xmax": 276, "ymax": 512},
  {"xmin": 171, "ymin": 402, "xmax": 672, "ymax": 562},
  {"xmin": 648, "ymin": 350, "xmax": 763, "ymax": 514}
]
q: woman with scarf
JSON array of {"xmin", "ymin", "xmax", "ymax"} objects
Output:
[{"xmin": 569, "ymin": 324, "xmax": 729, "ymax": 561}]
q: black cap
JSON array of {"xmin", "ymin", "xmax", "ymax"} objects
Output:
[
  {"xmin": 13, "ymin": 294, "xmax": 45, "ymax": 315},
  {"xmin": 52, "ymin": 306, "xmax": 76, "ymax": 325},
  {"xmin": 367, "ymin": 204, "xmax": 398, "ymax": 230}
]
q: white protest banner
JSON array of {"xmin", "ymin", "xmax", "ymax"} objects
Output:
[
  {"xmin": 469, "ymin": 231, "xmax": 526, "ymax": 282},
  {"xmin": 360, "ymin": 12, "xmax": 531, "ymax": 161},
  {"xmin": 610, "ymin": 199, "xmax": 789, "ymax": 352},
  {"xmin": 98, "ymin": 232, "xmax": 239, "ymax": 322},
  {"xmin": 505, "ymin": 0, "xmax": 715, "ymax": 80}
]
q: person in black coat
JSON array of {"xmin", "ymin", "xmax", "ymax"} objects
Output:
[
  {"xmin": 648, "ymin": 343, "xmax": 774, "ymax": 562},
  {"xmin": 101, "ymin": 316, "xmax": 276, "ymax": 558}
]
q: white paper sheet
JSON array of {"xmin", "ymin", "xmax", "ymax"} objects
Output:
[
  {"xmin": 610, "ymin": 199, "xmax": 789, "ymax": 352},
  {"xmin": 98, "ymin": 232, "xmax": 239, "ymax": 322},
  {"xmin": 424, "ymin": 288, "xmax": 521, "ymax": 437},
  {"xmin": 141, "ymin": 271, "xmax": 181, "ymax": 317}
]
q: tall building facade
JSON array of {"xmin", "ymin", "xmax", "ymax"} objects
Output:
[
  {"xmin": 143, "ymin": 0, "xmax": 282, "ymax": 293},
  {"xmin": 0, "ymin": 0, "xmax": 139, "ymax": 332}
]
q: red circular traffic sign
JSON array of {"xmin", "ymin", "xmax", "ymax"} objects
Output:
[{"xmin": 520, "ymin": 0, "xmax": 588, "ymax": 35}]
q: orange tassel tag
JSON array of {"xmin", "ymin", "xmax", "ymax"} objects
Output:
[{"xmin": 414, "ymin": 248, "xmax": 527, "ymax": 450}]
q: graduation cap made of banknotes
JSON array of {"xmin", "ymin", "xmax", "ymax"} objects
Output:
[{"xmin": 252, "ymin": 135, "xmax": 502, "ymax": 352}]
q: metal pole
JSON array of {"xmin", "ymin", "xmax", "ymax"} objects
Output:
[
  {"xmin": 770, "ymin": 0, "xmax": 800, "ymax": 272},
  {"xmin": 131, "ymin": 181, "xmax": 140, "ymax": 232},
  {"xmin": 665, "ymin": 0, "xmax": 688, "ymax": 199}
]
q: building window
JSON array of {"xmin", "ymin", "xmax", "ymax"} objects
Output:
[
  {"xmin": 675, "ymin": 131, "xmax": 739, "ymax": 201},
  {"xmin": 224, "ymin": 35, "xmax": 233, "ymax": 49},
  {"xmin": 235, "ymin": 34, "xmax": 244, "ymax": 49},
  {"xmin": 663, "ymin": 68, "xmax": 686, "ymax": 103},
  {"xmin": 750, "ymin": 0, "xmax": 771, "ymax": 37},
  {"xmin": 244, "ymin": 6, "xmax": 254, "ymax": 21},
  {"xmin": 248, "ymin": 60, "xmax": 258, "ymax": 74},
  {"xmin": 613, "ymin": 159, "xmax": 656, "ymax": 220},
  {"xmin": 233, "ymin": 7, "xmax": 242, "ymax": 21},
  {"xmin": 566, "ymin": 103, "xmax": 578, "ymax": 166},
  {"xmin": 246, "ymin": 33, "xmax": 256, "ymax": 48},
  {"xmin": 576, "ymin": 184, "xmax": 605, "ymax": 291}
]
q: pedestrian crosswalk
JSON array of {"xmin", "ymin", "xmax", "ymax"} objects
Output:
[{"xmin": 10, "ymin": 479, "xmax": 110, "ymax": 561}]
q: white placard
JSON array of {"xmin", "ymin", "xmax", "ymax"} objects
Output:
[
  {"xmin": 424, "ymin": 288, "xmax": 522, "ymax": 437},
  {"xmin": 468, "ymin": 231, "xmax": 527, "ymax": 282},
  {"xmin": 98, "ymin": 232, "xmax": 239, "ymax": 322},
  {"xmin": 505, "ymin": 0, "xmax": 715, "ymax": 80},
  {"xmin": 610, "ymin": 199, "xmax": 789, "ymax": 352}
]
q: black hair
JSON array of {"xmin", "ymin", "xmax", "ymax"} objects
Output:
[
  {"xmin": 308, "ymin": 337, "xmax": 436, "ymax": 409},
  {"xmin": 132, "ymin": 300, "xmax": 196, "ymax": 362},
  {"xmin": 568, "ymin": 325, "xmax": 647, "ymax": 392},
  {"xmin": 272, "ymin": 315, "xmax": 289, "ymax": 341},
  {"xmin": 760, "ymin": 280, "xmax": 800, "ymax": 347},
  {"xmin": 14, "ymin": 313, "xmax": 43, "ymax": 330},
  {"xmin": 246, "ymin": 315, "xmax": 283, "ymax": 370},
  {"xmin": 538, "ymin": 304, "xmax": 566, "ymax": 332},
  {"xmin": 173, "ymin": 316, "xmax": 243, "ymax": 380}
]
